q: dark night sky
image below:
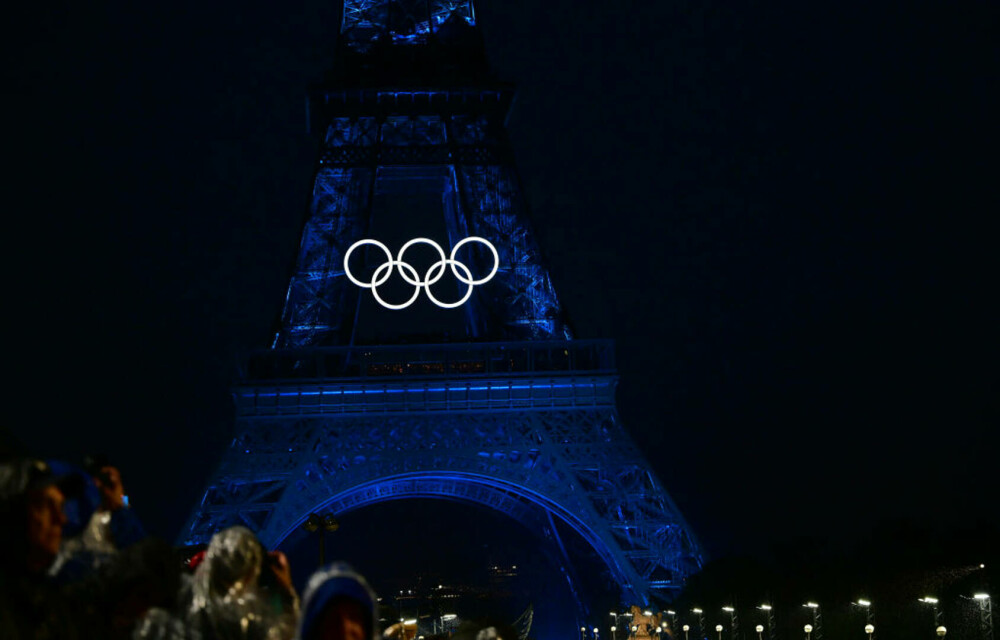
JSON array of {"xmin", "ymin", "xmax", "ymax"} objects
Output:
[{"xmin": 3, "ymin": 0, "xmax": 997, "ymax": 576}]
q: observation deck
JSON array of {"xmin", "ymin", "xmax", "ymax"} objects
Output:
[{"xmin": 236, "ymin": 339, "xmax": 617, "ymax": 416}]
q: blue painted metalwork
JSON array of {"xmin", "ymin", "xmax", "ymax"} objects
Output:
[
  {"xmin": 341, "ymin": 0, "xmax": 475, "ymax": 51},
  {"xmin": 455, "ymin": 164, "xmax": 570, "ymax": 339},
  {"xmin": 185, "ymin": 0, "xmax": 704, "ymax": 606},
  {"xmin": 184, "ymin": 342, "xmax": 705, "ymax": 602},
  {"xmin": 274, "ymin": 166, "xmax": 374, "ymax": 348},
  {"xmin": 273, "ymin": 110, "xmax": 572, "ymax": 344}
]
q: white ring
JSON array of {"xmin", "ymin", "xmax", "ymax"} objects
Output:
[
  {"xmin": 343, "ymin": 239, "xmax": 393, "ymax": 289},
  {"xmin": 450, "ymin": 236, "xmax": 500, "ymax": 285},
  {"xmin": 370, "ymin": 260, "xmax": 422, "ymax": 310},
  {"xmin": 424, "ymin": 259, "xmax": 475, "ymax": 309},
  {"xmin": 343, "ymin": 237, "xmax": 499, "ymax": 310},
  {"xmin": 396, "ymin": 237, "xmax": 448, "ymax": 287}
]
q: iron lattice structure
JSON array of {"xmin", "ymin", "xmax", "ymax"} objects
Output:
[{"xmin": 182, "ymin": 0, "xmax": 704, "ymax": 605}]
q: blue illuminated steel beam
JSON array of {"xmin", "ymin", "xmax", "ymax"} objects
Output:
[
  {"xmin": 340, "ymin": 0, "xmax": 475, "ymax": 50},
  {"xmin": 273, "ymin": 110, "xmax": 572, "ymax": 345},
  {"xmin": 181, "ymin": 343, "xmax": 705, "ymax": 603},
  {"xmin": 186, "ymin": 0, "xmax": 705, "ymax": 608}
]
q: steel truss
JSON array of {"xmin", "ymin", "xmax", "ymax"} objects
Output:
[
  {"xmin": 273, "ymin": 107, "xmax": 570, "ymax": 347},
  {"xmin": 186, "ymin": 0, "xmax": 705, "ymax": 608},
  {"xmin": 181, "ymin": 346, "xmax": 703, "ymax": 603},
  {"xmin": 341, "ymin": 0, "xmax": 475, "ymax": 50}
]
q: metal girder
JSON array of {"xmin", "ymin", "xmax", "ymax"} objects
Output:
[
  {"xmin": 273, "ymin": 111, "xmax": 571, "ymax": 345},
  {"xmin": 193, "ymin": 0, "xmax": 705, "ymax": 609},
  {"xmin": 340, "ymin": 0, "xmax": 475, "ymax": 50},
  {"xmin": 454, "ymin": 163, "xmax": 569, "ymax": 340},
  {"xmin": 182, "ymin": 374, "xmax": 705, "ymax": 603},
  {"xmin": 274, "ymin": 167, "xmax": 373, "ymax": 348}
]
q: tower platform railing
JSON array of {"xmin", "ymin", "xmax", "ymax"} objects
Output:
[{"xmin": 240, "ymin": 339, "xmax": 615, "ymax": 383}]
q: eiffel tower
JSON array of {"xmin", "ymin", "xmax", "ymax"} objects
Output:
[{"xmin": 181, "ymin": 0, "xmax": 704, "ymax": 606}]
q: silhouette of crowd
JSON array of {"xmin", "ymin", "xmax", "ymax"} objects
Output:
[{"xmin": 0, "ymin": 455, "xmax": 520, "ymax": 640}]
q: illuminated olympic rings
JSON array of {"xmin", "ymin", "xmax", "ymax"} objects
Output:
[{"xmin": 343, "ymin": 237, "xmax": 499, "ymax": 310}]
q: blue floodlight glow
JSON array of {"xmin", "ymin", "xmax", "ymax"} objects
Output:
[{"xmin": 240, "ymin": 381, "xmax": 591, "ymax": 399}]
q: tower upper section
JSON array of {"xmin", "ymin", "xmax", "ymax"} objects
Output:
[
  {"xmin": 329, "ymin": 0, "xmax": 490, "ymax": 89},
  {"xmin": 340, "ymin": 0, "xmax": 476, "ymax": 51},
  {"xmin": 273, "ymin": 0, "xmax": 571, "ymax": 347}
]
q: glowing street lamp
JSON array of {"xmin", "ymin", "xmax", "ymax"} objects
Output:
[
  {"xmin": 936, "ymin": 627, "xmax": 947, "ymax": 638},
  {"xmin": 756, "ymin": 625, "xmax": 764, "ymax": 640},
  {"xmin": 693, "ymin": 609, "xmax": 706, "ymax": 638},
  {"xmin": 853, "ymin": 598, "xmax": 874, "ymax": 638},
  {"xmin": 920, "ymin": 597, "xmax": 943, "ymax": 628},
  {"xmin": 581, "ymin": 626, "xmax": 587, "ymax": 640},
  {"xmin": 804, "ymin": 624, "xmax": 813, "ymax": 640},
  {"xmin": 758, "ymin": 604, "xmax": 775, "ymax": 640},
  {"xmin": 611, "ymin": 626, "xmax": 617, "ymax": 640},
  {"xmin": 716, "ymin": 624, "xmax": 724, "ymax": 640},
  {"xmin": 595, "ymin": 627, "xmax": 600, "ymax": 640},
  {"xmin": 722, "ymin": 607, "xmax": 737, "ymax": 640},
  {"xmin": 972, "ymin": 594, "xmax": 992, "ymax": 640},
  {"xmin": 683, "ymin": 625, "xmax": 691, "ymax": 640},
  {"xmin": 803, "ymin": 603, "xmax": 821, "ymax": 640},
  {"xmin": 865, "ymin": 624, "xmax": 875, "ymax": 640}
]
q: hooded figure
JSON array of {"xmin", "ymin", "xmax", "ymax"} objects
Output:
[
  {"xmin": 296, "ymin": 563, "xmax": 378, "ymax": 640},
  {"xmin": 170, "ymin": 526, "xmax": 296, "ymax": 640}
]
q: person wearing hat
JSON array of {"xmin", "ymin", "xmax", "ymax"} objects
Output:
[
  {"xmin": 296, "ymin": 562, "xmax": 379, "ymax": 640},
  {"xmin": 0, "ymin": 457, "xmax": 86, "ymax": 639},
  {"xmin": 49, "ymin": 454, "xmax": 147, "ymax": 581}
]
